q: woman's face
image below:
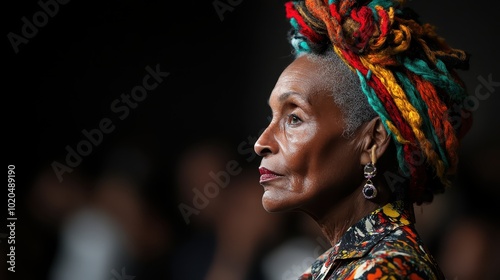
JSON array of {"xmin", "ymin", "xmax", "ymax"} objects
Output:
[{"xmin": 254, "ymin": 55, "xmax": 362, "ymax": 215}]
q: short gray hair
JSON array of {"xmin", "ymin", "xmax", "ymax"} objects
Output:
[{"xmin": 304, "ymin": 50, "xmax": 377, "ymax": 137}]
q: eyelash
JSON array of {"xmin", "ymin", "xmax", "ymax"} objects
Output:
[{"xmin": 286, "ymin": 113, "xmax": 302, "ymax": 126}]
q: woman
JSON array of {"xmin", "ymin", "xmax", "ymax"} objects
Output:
[{"xmin": 254, "ymin": 0, "xmax": 472, "ymax": 279}]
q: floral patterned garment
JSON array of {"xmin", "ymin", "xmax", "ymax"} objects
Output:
[{"xmin": 299, "ymin": 201, "xmax": 445, "ymax": 280}]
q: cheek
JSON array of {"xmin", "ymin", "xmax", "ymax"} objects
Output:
[
  {"xmin": 282, "ymin": 123, "xmax": 318, "ymax": 176},
  {"xmin": 302, "ymin": 135, "xmax": 360, "ymax": 196},
  {"xmin": 325, "ymin": 148, "xmax": 362, "ymax": 195},
  {"xmin": 261, "ymin": 128, "xmax": 317, "ymax": 212},
  {"xmin": 262, "ymin": 117, "xmax": 359, "ymax": 211}
]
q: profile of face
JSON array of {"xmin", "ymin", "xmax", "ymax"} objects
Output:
[{"xmin": 254, "ymin": 55, "xmax": 366, "ymax": 216}]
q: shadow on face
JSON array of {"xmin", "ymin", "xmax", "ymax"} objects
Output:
[{"xmin": 254, "ymin": 54, "xmax": 365, "ymax": 216}]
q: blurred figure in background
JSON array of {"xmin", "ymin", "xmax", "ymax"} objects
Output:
[
  {"xmin": 413, "ymin": 136, "xmax": 500, "ymax": 280},
  {"xmin": 434, "ymin": 140, "xmax": 500, "ymax": 280},
  {"xmin": 29, "ymin": 142, "xmax": 174, "ymax": 280},
  {"xmin": 47, "ymin": 179, "xmax": 128, "ymax": 280},
  {"xmin": 204, "ymin": 163, "xmax": 285, "ymax": 280},
  {"xmin": 91, "ymin": 144, "xmax": 175, "ymax": 279},
  {"xmin": 22, "ymin": 166, "xmax": 92, "ymax": 280},
  {"xmin": 170, "ymin": 138, "xmax": 234, "ymax": 280},
  {"xmin": 260, "ymin": 213, "xmax": 328, "ymax": 280},
  {"xmin": 437, "ymin": 215, "xmax": 500, "ymax": 280},
  {"xmin": 171, "ymin": 138, "xmax": 287, "ymax": 280}
]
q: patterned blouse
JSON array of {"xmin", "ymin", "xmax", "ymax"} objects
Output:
[{"xmin": 298, "ymin": 201, "xmax": 445, "ymax": 280}]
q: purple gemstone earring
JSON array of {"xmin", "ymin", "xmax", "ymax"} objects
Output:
[{"xmin": 363, "ymin": 145, "xmax": 378, "ymax": 200}]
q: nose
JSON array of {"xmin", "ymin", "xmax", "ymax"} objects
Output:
[{"xmin": 254, "ymin": 125, "xmax": 276, "ymax": 157}]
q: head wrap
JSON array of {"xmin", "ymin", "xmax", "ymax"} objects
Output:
[{"xmin": 284, "ymin": 0, "xmax": 472, "ymax": 204}]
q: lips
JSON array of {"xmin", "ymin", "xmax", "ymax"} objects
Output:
[{"xmin": 259, "ymin": 167, "xmax": 283, "ymax": 183}]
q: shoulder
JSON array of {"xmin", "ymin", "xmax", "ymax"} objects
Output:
[
  {"xmin": 346, "ymin": 225, "xmax": 445, "ymax": 280},
  {"xmin": 345, "ymin": 254, "xmax": 443, "ymax": 280}
]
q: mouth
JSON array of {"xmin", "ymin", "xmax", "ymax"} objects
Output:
[{"xmin": 259, "ymin": 167, "xmax": 283, "ymax": 183}]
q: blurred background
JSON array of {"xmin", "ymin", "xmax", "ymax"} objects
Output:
[{"xmin": 3, "ymin": 0, "xmax": 499, "ymax": 279}]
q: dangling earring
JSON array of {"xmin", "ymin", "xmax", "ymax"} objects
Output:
[{"xmin": 363, "ymin": 144, "xmax": 378, "ymax": 199}]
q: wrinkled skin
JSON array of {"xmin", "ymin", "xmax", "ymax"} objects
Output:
[{"xmin": 254, "ymin": 55, "xmax": 365, "ymax": 217}]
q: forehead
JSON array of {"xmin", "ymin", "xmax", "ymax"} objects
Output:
[{"xmin": 271, "ymin": 55, "xmax": 333, "ymax": 100}]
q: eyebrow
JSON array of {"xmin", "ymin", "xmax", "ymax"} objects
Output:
[
  {"xmin": 267, "ymin": 91, "xmax": 308, "ymax": 106},
  {"xmin": 279, "ymin": 91, "xmax": 300, "ymax": 102}
]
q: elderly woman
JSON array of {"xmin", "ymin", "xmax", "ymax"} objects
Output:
[{"xmin": 254, "ymin": 0, "xmax": 471, "ymax": 279}]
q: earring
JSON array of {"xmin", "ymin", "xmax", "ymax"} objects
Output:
[{"xmin": 362, "ymin": 145, "xmax": 378, "ymax": 199}]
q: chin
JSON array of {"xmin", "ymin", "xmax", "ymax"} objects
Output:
[{"xmin": 261, "ymin": 190, "xmax": 296, "ymax": 213}]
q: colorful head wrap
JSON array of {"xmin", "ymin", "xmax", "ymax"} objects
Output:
[{"xmin": 284, "ymin": 0, "xmax": 472, "ymax": 204}]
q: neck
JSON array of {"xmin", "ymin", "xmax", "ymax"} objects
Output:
[
  {"xmin": 305, "ymin": 181, "xmax": 392, "ymax": 247},
  {"xmin": 320, "ymin": 192, "xmax": 378, "ymax": 246}
]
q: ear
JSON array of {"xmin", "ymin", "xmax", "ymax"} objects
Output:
[{"xmin": 358, "ymin": 117, "xmax": 391, "ymax": 165}]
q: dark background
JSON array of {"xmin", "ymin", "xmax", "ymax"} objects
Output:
[{"xmin": 4, "ymin": 0, "xmax": 500, "ymax": 279}]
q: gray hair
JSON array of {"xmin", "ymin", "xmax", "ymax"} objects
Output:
[{"xmin": 304, "ymin": 49, "xmax": 377, "ymax": 137}]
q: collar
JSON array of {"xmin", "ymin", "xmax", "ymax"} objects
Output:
[
  {"xmin": 322, "ymin": 200, "xmax": 412, "ymax": 265},
  {"xmin": 306, "ymin": 201, "xmax": 415, "ymax": 280},
  {"xmin": 332, "ymin": 200, "xmax": 412, "ymax": 260}
]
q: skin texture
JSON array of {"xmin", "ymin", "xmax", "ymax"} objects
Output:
[{"xmin": 254, "ymin": 54, "xmax": 393, "ymax": 245}]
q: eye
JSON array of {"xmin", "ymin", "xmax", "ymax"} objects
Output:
[{"xmin": 286, "ymin": 113, "xmax": 302, "ymax": 126}]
